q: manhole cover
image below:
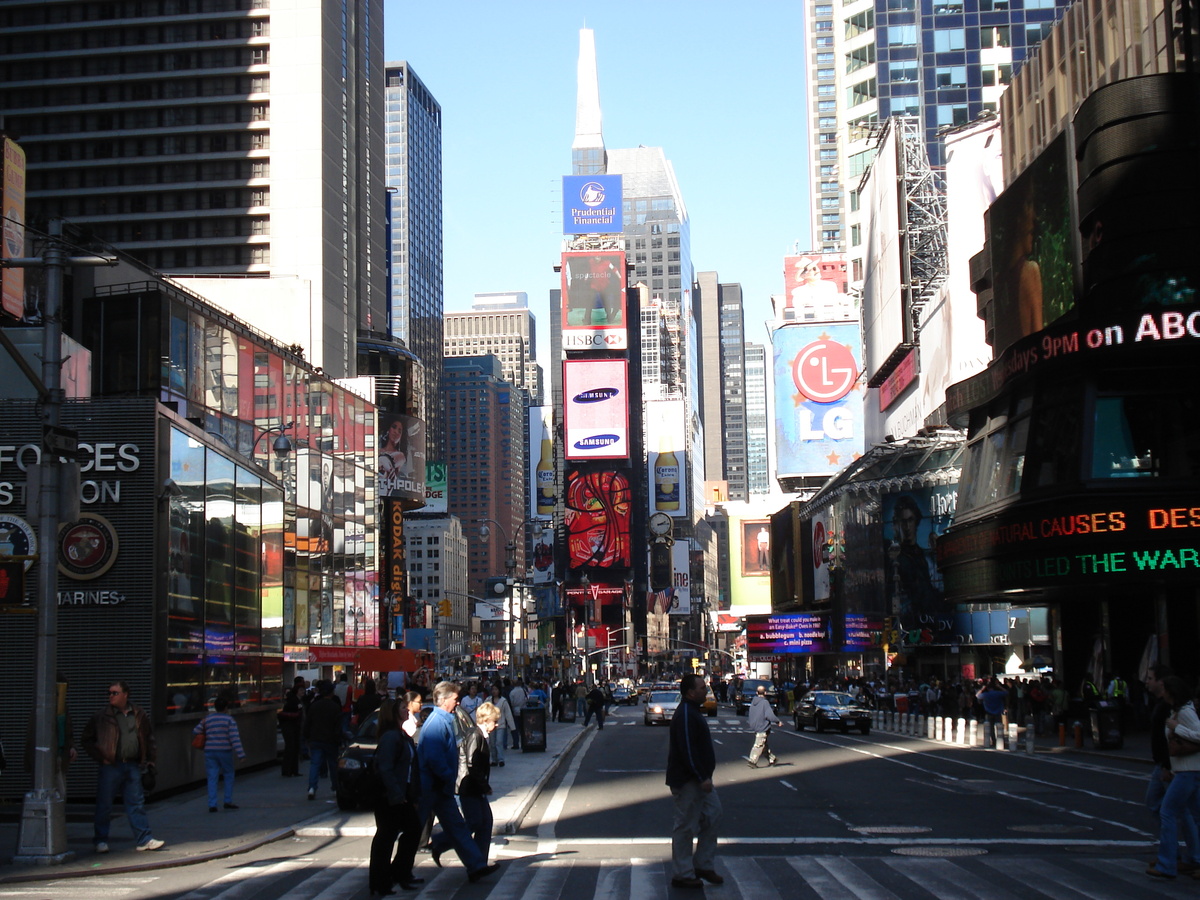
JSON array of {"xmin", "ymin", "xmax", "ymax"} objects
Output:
[
  {"xmin": 854, "ymin": 826, "xmax": 932, "ymax": 834},
  {"xmin": 1008, "ymin": 824, "xmax": 1092, "ymax": 834},
  {"xmin": 892, "ymin": 847, "xmax": 988, "ymax": 858}
]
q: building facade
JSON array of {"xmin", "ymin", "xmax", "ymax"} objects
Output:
[
  {"xmin": 384, "ymin": 61, "xmax": 444, "ymax": 460},
  {"xmin": 744, "ymin": 342, "xmax": 772, "ymax": 496},
  {"xmin": 403, "ymin": 514, "xmax": 468, "ymax": 666},
  {"xmin": 696, "ymin": 273, "xmax": 749, "ymax": 502},
  {"xmin": 444, "ymin": 293, "xmax": 544, "ymax": 405},
  {"xmin": 0, "ymin": 0, "xmax": 388, "ymax": 379}
]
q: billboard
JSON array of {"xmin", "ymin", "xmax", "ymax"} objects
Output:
[
  {"xmin": 378, "ymin": 414, "xmax": 426, "ymax": 503},
  {"xmin": 843, "ymin": 614, "xmax": 883, "ymax": 652},
  {"xmin": 530, "ymin": 524, "xmax": 555, "ymax": 585},
  {"xmin": 423, "ymin": 461, "xmax": 447, "ymax": 514},
  {"xmin": 529, "ymin": 406, "xmax": 555, "ymax": 520},
  {"xmin": 776, "ymin": 253, "xmax": 850, "ymax": 324},
  {"xmin": 2, "ymin": 137, "xmax": 26, "ymax": 320},
  {"xmin": 562, "ymin": 174, "xmax": 623, "ymax": 234},
  {"xmin": 728, "ymin": 514, "xmax": 771, "ymax": 614},
  {"xmin": 883, "ymin": 487, "xmax": 956, "ymax": 636},
  {"xmin": 988, "ymin": 131, "xmax": 1075, "ymax": 357},
  {"xmin": 811, "ymin": 506, "xmax": 831, "ymax": 603},
  {"xmin": 563, "ymin": 359, "xmax": 629, "ymax": 460},
  {"xmin": 773, "ymin": 322, "xmax": 864, "ymax": 478},
  {"xmin": 669, "ymin": 541, "xmax": 691, "ymax": 616},
  {"xmin": 861, "ymin": 123, "xmax": 905, "ymax": 383},
  {"xmin": 645, "ymin": 398, "xmax": 687, "ymax": 518},
  {"xmin": 561, "ymin": 251, "xmax": 628, "ymax": 351},
  {"xmin": 746, "ymin": 613, "xmax": 832, "ymax": 656},
  {"xmin": 564, "ymin": 469, "xmax": 631, "ymax": 569}
]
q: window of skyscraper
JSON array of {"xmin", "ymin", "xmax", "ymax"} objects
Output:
[
  {"xmin": 816, "ymin": 36, "xmax": 834, "ymax": 47},
  {"xmin": 815, "ymin": 4, "xmax": 833, "ymax": 15},
  {"xmin": 889, "ymin": 62, "xmax": 919, "ymax": 83},
  {"xmin": 936, "ymin": 66, "xmax": 968, "ymax": 88},
  {"xmin": 845, "ymin": 10, "xmax": 873, "ymax": 38},
  {"xmin": 932, "ymin": 0, "xmax": 963, "ymax": 11},
  {"xmin": 1026, "ymin": 23, "xmax": 1052, "ymax": 45},
  {"xmin": 888, "ymin": 25, "xmax": 917, "ymax": 46},
  {"xmin": 981, "ymin": 25, "xmax": 1011, "ymax": 48},
  {"xmin": 979, "ymin": 0, "xmax": 1009, "ymax": 9},
  {"xmin": 936, "ymin": 104, "xmax": 970, "ymax": 126},
  {"xmin": 847, "ymin": 78, "xmax": 877, "ymax": 107},
  {"xmin": 934, "ymin": 29, "xmax": 966, "ymax": 52},
  {"xmin": 846, "ymin": 44, "xmax": 876, "ymax": 73}
]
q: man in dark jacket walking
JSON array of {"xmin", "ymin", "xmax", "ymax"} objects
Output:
[
  {"xmin": 303, "ymin": 680, "xmax": 344, "ymax": 800},
  {"xmin": 81, "ymin": 681, "xmax": 164, "ymax": 853},
  {"xmin": 666, "ymin": 674, "xmax": 723, "ymax": 889}
]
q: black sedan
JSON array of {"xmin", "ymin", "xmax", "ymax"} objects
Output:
[
  {"xmin": 335, "ymin": 703, "xmax": 433, "ymax": 810},
  {"xmin": 794, "ymin": 691, "xmax": 872, "ymax": 734},
  {"xmin": 733, "ymin": 679, "xmax": 778, "ymax": 716}
]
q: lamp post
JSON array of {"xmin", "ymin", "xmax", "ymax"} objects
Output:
[{"xmin": 475, "ymin": 518, "xmax": 540, "ymax": 680}]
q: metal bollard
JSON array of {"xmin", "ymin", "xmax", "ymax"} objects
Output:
[
  {"xmin": 944, "ymin": 716, "xmax": 955, "ymax": 744},
  {"xmin": 1025, "ymin": 719, "xmax": 1035, "ymax": 755},
  {"xmin": 1058, "ymin": 722, "xmax": 1066, "ymax": 746},
  {"xmin": 934, "ymin": 716, "xmax": 943, "ymax": 741},
  {"xmin": 956, "ymin": 717, "xmax": 967, "ymax": 745},
  {"xmin": 1008, "ymin": 722, "xmax": 1019, "ymax": 751},
  {"xmin": 969, "ymin": 719, "xmax": 978, "ymax": 747},
  {"xmin": 1073, "ymin": 721, "xmax": 1083, "ymax": 748},
  {"xmin": 926, "ymin": 715, "xmax": 934, "ymax": 739}
]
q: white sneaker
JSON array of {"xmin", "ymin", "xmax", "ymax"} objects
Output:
[
  {"xmin": 95, "ymin": 842, "xmax": 109, "ymax": 854},
  {"xmin": 136, "ymin": 838, "xmax": 165, "ymax": 851}
]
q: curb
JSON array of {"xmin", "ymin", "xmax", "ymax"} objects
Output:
[{"xmin": 502, "ymin": 724, "xmax": 591, "ymax": 834}]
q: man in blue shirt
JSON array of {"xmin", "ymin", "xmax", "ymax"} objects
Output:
[
  {"xmin": 977, "ymin": 678, "xmax": 1008, "ymax": 748},
  {"xmin": 666, "ymin": 674, "xmax": 723, "ymax": 889},
  {"xmin": 417, "ymin": 682, "xmax": 499, "ymax": 884}
]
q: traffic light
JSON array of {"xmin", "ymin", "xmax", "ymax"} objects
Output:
[
  {"xmin": 437, "ymin": 598, "xmax": 452, "ymax": 617},
  {"xmin": 649, "ymin": 542, "xmax": 672, "ymax": 592}
]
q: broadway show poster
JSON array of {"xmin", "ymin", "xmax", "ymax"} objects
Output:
[
  {"xmin": 883, "ymin": 486, "xmax": 956, "ymax": 639},
  {"xmin": 564, "ymin": 469, "xmax": 631, "ymax": 569}
]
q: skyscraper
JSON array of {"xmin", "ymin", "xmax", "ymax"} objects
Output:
[
  {"xmin": 744, "ymin": 343, "xmax": 771, "ymax": 496},
  {"xmin": 696, "ymin": 272, "xmax": 749, "ymax": 502},
  {"xmin": 804, "ymin": 0, "xmax": 1070, "ymax": 276},
  {"xmin": 0, "ymin": 0, "xmax": 387, "ymax": 379},
  {"xmin": 384, "ymin": 61, "xmax": 444, "ymax": 458},
  {"xmin": 444, "ymin": 293, "xmax": 544, "ymax": 405}
]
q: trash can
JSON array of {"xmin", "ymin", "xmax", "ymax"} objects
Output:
[
  {"xmin": 559, "ymin": 699, "xmax": 576, "ymax": 723},
  {"xmin": 1090, "ymin": 704, "xmax": 1123, "ymax": 749},
  {"xmin": 522, "ymin": 705, "xmax": 548, "ymax": 752}
]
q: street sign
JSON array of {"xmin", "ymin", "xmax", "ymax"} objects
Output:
[{"xmin": 42, "ymin": 424, "xmax": 78, "ymax": 458}]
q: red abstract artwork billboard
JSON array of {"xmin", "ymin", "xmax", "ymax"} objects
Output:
[{"xmin": 564, "ymin": 469, "xmax": 631, "ymax": 569}]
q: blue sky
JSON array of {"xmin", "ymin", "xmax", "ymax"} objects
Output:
[{"xmin": 384, "ymin": 1, "xmax": 811, "ymax": 361}]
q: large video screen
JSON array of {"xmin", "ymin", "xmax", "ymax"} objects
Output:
[
  {"xmin": 561, "ymin": 251, "xmax": 628, "ymax": 351},
  {"xmin": 564, "ymin": 469, "xmax": 631, "ymax": 569}
]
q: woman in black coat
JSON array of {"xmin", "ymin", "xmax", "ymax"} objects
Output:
[{"xmin": 368, "ymin": 700, "xmax": 422, "ymax": 895}]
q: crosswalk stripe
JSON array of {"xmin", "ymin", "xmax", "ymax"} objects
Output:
[
  {"xmin": 721, "ymin": 856, "xmax": 785, "ymax": 900},
  {"xmin": 629, "ymin": 857, "xmax": 662, "ymax": 898},
  {"xmin": 175, "ymin": 857, "xmax": 313, "ymax": 900},
  {"xmin": 305, "ymin": 860, "xmax": 368, "ymax": 900},
  {"xmin": 592, "ymin": 857, "xmax": 625, "ymax": 900},
  {"xmin": 980, "ymin": 856, "xmax": 1131, "ymax": 900},
  {"xmin": 789, "ymin": 856, "xmax": 901, "ymax": 899},
  {"xmin": 882, "ymin": 856, "xmax": 1022, "ymax": 900}
]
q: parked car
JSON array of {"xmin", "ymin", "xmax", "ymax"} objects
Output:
[
  {"xmin": 335, "ymin": 703, "xmax": 434, "ymax": 810},
  {"xmin": 794, "ymin": 691, "xmax": 872, "ymax": 734},
  {"xmin": 733, "ymin": 679, "xmax": 778, "ymax": 716},
  {"xmin": 643, "ymin": 690, "xmax": 681, "ymax": 726},
  {"xmin": 612, "ymin": 686, "xmax": 637, "ymax": 705}
]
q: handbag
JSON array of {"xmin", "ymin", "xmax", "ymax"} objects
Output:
[
  {"xmin": 192, "ymin": 730, "xmax": 206, "ymax": 749},
  {"xmin": 141, "ymin": 766, "xmax": 156, "ymax": 792},
  {"xmin": 1168, "ymin": 732, "xmax": 1200, "ymax": 757}
]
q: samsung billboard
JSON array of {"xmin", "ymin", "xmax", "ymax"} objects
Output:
[{"xmin": 563, "ymin": 359, "xmax": 629, "ymax": 460}]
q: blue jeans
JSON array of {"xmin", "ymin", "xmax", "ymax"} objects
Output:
[
  {"xmin": 460, "ymin": 794, "xmax": 494, "ymax": 865},
  {"xmin": 94, "ymin": 761, "xmax": 153, "ymax": 846},
  {"xmin": 1158, "ymin": 770, "xmax": 1200, "ymax": 876},
  {"xmin": 422, "ymin": 790, "xmax": 486, "ymax": 873},
  {"xmin": 308, "ymin": 741, "xmax": 339, "ymax": 793},
  {"xmin": 1147, "ymin": 765, "xmax": 1170, "ymax": 816},
  {"xmin": 205, "ymin": 750, "xmax": 236, "ymax": 807},
  {"xmin": 490, "ymin": 728, "xmax": 507, "ymax": 764}
]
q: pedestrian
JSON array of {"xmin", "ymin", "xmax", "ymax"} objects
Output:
[
  {"xmin": 574, "ymin": 681, "xmax": 587, "ymax": 718},
  {"xmin": 507, "ymin": 680, "xmax": 526, "ymax": 750},
  {"xmin": 369, "ymin": 695, "xmax": 423, "ymax": 895},
  {"xmin": 278, "ymin": 677, "xmax": 305, "ymax": 777},
  {"xmin": 353, "ymin": 677, "xmax": 383, "ymax": 726},
  {"xmin": 977, "ymin": 677, "xmax": 1008, "ymax": 747},
  {"xmin": 304, "ymin": 680, "xmax": 344, "ymax": 801},
  {"xmin": 746, "ymin": 684, "xmax": 780, "ymax": 768},
  {"xmin": 583, "ymin": 683, "xmax": 607, "ymax": 730},
  {"xmin": 459, "ymin": 682, "xmax": 482, "ymax": 721},
  {"xmin": 665, "ymin": 673, "xmax": 723, "ymax": 889},
  {"xmin": 1147, "ymin": 675, "xmax": 1200, "ymax": 880},
  {"xmin": 80, "ymin": 681, "xmax": 165, "ymax": 853},
  {"xmin": 487, "ymin": 684, "xmax": 515, "ymax": 766},
  {"xmin": 193, "ymin": 695, "xmax": 246, "ymax": 812},
  {"xmin": 451, "ymin": 700, "xmax": 499, "ymax": 868},
  {"xmin": 417, "ymin": 681, "xmax": 500, "ymax": 884},
  {"xmin": 1142, "ymin": 665, "xmax": 1197, "ymax": 848}
]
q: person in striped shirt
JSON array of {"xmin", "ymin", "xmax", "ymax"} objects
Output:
[{"xmin": 193, "ymin": 695, "xmax": 246, "ymax": 812}]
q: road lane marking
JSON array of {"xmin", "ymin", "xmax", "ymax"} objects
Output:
[{"xmin": 536, "ymin": 726, "xmax": 597, "ymax": 855}]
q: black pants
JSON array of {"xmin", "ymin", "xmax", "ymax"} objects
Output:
[
  {"xmin": 280, "ymin": 722, "xmax": 301, "ymax": 776},
  {"xmin": 370, "ymin": 800, "xmax": 420, "ymax": 891}
]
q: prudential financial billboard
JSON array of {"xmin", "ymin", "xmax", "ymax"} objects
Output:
[{"xmin": 562, "ymin": 174, "xmax": 622, "ymax": 234}]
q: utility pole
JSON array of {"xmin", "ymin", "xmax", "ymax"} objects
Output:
[{"xmin": 1, "ymin": 219, "xmax": 115, "ymax": 863}]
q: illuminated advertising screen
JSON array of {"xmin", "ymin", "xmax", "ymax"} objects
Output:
[
  {"xmin": 563, "ymin": 359, "xmax": 629, "ymax": 460},
  {"xmin": 669, "ymin": 541, "xmax": 691, "ymax": 616},
  {"xmin": 564, "ymin": 469, "xmax": 631, "ymax": 569},
  {"xmin": 562, "ymin": 174, "xmax": 623, "ymax": 234},
  {"xmin": 746, "ymin": 613, "xmax": 831, "ymax": 656},
  {"xmin": 776, "ymin": 253, "xmax": 849, "ymax": 324},
  {"xmin": 561, "ymin": 251, "xmax": 628, "ymax": 351},
  {"xmin": 811, "ymin": 507, "xmax": 831, "ymax": 603},
  {"xmin": 774, "ymin": 322, "xmax": 864, "ymax": 478},
  {"xmin": 378, "ymin": 414, "xmax": 426, "ymax": 503},
  {"xmin": 2, "ymin": 137, "xmax": 26, "ymax": 320},
  {"xmin": 728, "ymin": 514, "xmax": 772, "ymax": 615},
  {"xmin": 645, "ymin": 398, "xmax": 687, "ymax": 518},
  {"xmin": 530, "ymin": 524, "xmax": 555, "ymax": 585},
  {"xmin": 529, "ymin": 406, "xmax": 555, "ymax": 520},
  {"xmin": 883, "ymin": 487, "xmax": 956, "ymax": 635},
  {"xmin": 989, "ymin": 132, "xmax": 1075, "ymax": 356},
  {"xmin": 843, "ymin": 614, "xmax": 883, "ymax": 652}
]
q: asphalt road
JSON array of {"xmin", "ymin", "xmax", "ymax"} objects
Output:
[{"xmin": 0, "ymin": 705, "xmax": 1183, "ymax": 898}]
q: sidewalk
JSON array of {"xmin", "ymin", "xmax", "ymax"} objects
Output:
[{"xmin": 0, "ymin": 716, "xmax": 591, "ymax": 884}]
